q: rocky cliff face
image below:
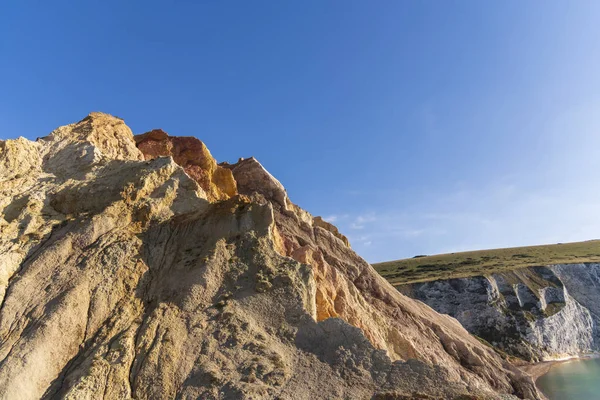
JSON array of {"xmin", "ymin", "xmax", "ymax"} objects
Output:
[
  {"xmin": 398, "ymin": 264, "xmax": 600, "ymax": 362},
  {"xmin": 0, "ymin": 113, "xmax": 541, "ymax": 399}
]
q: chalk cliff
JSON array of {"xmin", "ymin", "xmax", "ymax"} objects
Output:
[
  {"xmin": 0, "ymin": 113, "xmax": 541, "ymax": 399},
  {"xmin": 398, "ymin": 264, "xmax": 600, "ymax": 362}
]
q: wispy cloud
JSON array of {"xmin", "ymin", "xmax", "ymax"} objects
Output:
[
  {"xmin": 324, "ymin": 101, "xmax": 600, "ymax": 264},
  {"xmin": 347, "ymin": 213, "xmax": 377, "ymax": 230},
  {"xmin": 323, "ymin": 215, "xmax": 338, "ymax": 223},
  {"xmin": 332, "ymin": 177, "xmax": 600, "ymax": 263},
  {"xmin": 322, "ymin": 214, "xmax": 349, "ymax": 224}
]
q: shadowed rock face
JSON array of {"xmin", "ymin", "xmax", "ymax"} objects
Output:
[{"xmin": 0, "ymin": 112, "xmax": 541, "ymax": 400}]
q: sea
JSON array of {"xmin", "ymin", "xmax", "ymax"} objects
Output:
[{"xmin": 536, "ymin": 357, "xmax": 600, "ymax": 400}]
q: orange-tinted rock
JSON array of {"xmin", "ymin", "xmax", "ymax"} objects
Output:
[
  {"xmin": 221, "ymin": 157, "xmax": 289, "ymax": 209},
  {"xmin": 134, "ymin": 129, "xmax": 237, "ymax": 202},
  {"xmin": 226, "ymin": 155, "xmax": 540, "ymax": 399},
  {"xmin": 313, "ymin": 216, "xmax": 350, "ymax": 247}
]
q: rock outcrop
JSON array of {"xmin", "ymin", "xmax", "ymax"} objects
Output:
[
  {"xmin": 398, "ymin": 264, "xmax": 600, "ymax": 362},
  {"xmin": 312, "ymin": 216, "xmax": 351, "ymax": 248},
  {"xmin": 135, "ymin": 129, "xmax": 237, "ymax": 202},
  {"xmin": 0, "ymin": 113, "xmax": 541, "ymax": 399}
]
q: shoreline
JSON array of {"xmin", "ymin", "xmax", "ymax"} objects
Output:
[
  {"xmin": 518, "ymin": 353, "xmax": 600, "ymax": 400},
  {"xmin": 520, "ymin": 359, "xmax": 568, "ymax": 381},
  {"xmin": 520, "ymin": 353, "xmax": 600, "ymax": 381}
]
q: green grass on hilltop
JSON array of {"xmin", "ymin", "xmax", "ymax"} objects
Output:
[{"xmin": 373, "ymin": 240, "xmax": 600, "ymax": 286}]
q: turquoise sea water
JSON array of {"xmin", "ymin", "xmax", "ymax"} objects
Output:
[{"xmin": 536, "ymin": 357, "xmax": 600, "ymax": 400}]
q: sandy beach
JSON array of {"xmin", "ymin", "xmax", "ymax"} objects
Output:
[
  {"xmin": 520, "ymin": 360, "xmax": 566, "ymax": 381},
  {"xmin": 519, "ymin": 353, "xmax": 600, "ymax": 383}
]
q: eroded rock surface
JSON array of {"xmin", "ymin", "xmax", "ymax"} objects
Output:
[
  {"xmin": 135, "ymin": 129, "xmax": 237, "ymax": 202},
  {"xmin": 0, "ymin": 113, "xmax": 541, "ymax": 399},
  {"xmin": 399, "ymin": 264, "xmax": 600, "ymax": 362}
]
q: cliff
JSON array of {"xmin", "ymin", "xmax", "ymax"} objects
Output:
[
  {"xmin": 398, "ymin": 264, "xmax": 600, "ymax": 362},
  {"xmin": 0, "ymin": 113, "xmax": 541, "ymax": 399}
]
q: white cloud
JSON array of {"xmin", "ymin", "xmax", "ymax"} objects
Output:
[
  {"xmin": 323, "ymin": 215, "xmax": 338, "ymax": 223},
  {"xmin": 321, "ymin": 214, "xmax": 350, "ymax": 224},
  {"xmin": 334, "ymin": 178, "xmax": 600, "ymax": 263},
  {"xmin": 328, "ymin": 101, "xmax": 600, "ymax": 263}
]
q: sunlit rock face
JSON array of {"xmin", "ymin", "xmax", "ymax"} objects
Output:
[
  {"xmin": 135, "ymin": 129, "xmax": 237, "ymax": 202},
  {"xmin": 0, "ymin": 113, "xmax": 541, "ymax": 400},
  {"xmin": 399, "ymin": 264, "xmax": 600, "ymax": 362}
]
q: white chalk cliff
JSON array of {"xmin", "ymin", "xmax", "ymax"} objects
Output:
[{"xmin": 399, "ymin": 264, "xmax": 600, "ymax": 362}]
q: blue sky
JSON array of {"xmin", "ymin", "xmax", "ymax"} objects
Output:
[{"xmin": 2, "ymin": 1, "xmax": 600, "ymax": 262}]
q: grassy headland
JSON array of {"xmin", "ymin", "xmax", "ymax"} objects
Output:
[{"xmin": 373, "ymin": 240, "xmax": 600, "ymax": 286}]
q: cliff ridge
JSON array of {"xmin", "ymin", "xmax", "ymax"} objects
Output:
[{"xmin": 0, "ymin": 113, "xmax": 541, "ymax": 399}]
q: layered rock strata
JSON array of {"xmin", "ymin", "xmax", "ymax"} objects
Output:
[
  {"xmin": 134, "ymin": 129, "xmax": 237, "ymax": 202},
  {"xmin": 0, "ymin": 113, "xmax": 541, "ymax": 399}
]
